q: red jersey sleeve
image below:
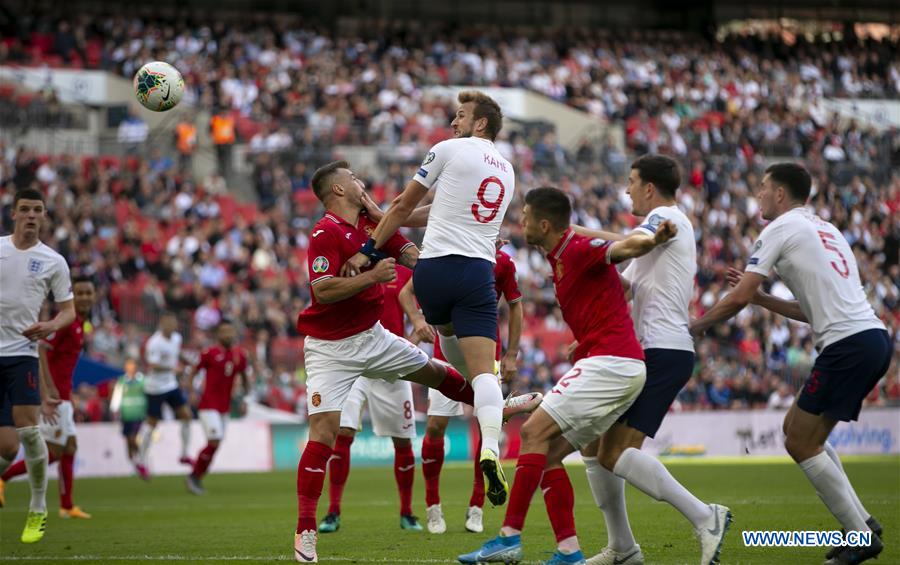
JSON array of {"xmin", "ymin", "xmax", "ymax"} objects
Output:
[
  {"xmin": 308, "ymin": 227, "xmax": 343, "ymax": 286},
  {"xmin": 495, "ymin": 252, "xmax": 522, "ymax": 303},
  {"xmin": 574, "ymin": 236, "xmax": 615, "ymax": 269}
]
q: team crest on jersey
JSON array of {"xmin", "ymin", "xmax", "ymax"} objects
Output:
[
  {"xmin": 589, "ymin": 238, "xmax": 605, "ymax": 247},
  {"xmin": 555, "ymin": 261, "xmax": 564, "ymax": 280},
  {"xmin": 312, "ymin": 256, "xmax": 330, "ymax": 273},
  {"xmin": 422, "ymin": 152, "xmax": 435, "ymax": 166},
  {"xmin": 311, "ymin": 392, "xmax": 321, "ymax": 407},
  {"xmin": 753, "ymin": 240, "xmax": 763, "ymax": 253},
  {"xmin": 28, "ymin": 258, "xmax": 43, "ymax": 273}
]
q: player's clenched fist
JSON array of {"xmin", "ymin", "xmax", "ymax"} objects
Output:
[
  {"xmin": 653, "ymin": 219, "xmax": 677, "ymax": 244},
  {"xmin": 369, "ymin": 258, "xmax": 397, "ymax": 283}
]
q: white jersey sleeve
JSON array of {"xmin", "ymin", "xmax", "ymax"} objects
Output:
[
  {"xmin": 413, "ymin": 140, "xmax": 454, "ymax": 190},
  {"xmin": 624, "ymin": 206, "xmax": 696, "ymax": 352},
  {"xmin": 745, "ymin": 219, "xmax": 787, "ymax": 276},
  {"xmin": 0, "ymin": 237, "xmax": 72, "ymax": 357},
  {"xmin": 745, "ymin": 208, "xmax": 884, "ymax": 350},
  {"xmin": 413, "ymin": 137, "xmax": 515, "ymax": 263}
]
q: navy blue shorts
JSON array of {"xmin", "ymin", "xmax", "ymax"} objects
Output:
[
  {"xmin": 797, "ymin": 329, "xmax": 891, "ymax": 422},
  {"xmin": 122, "ymin": 420, "xmax": 142, "ymax": 437},
  {"xmin": 413, "ymin": 255, "xmax": 498, "ymax": 340},
  {"xmin": 619, "ymin": 349, "xmax": 695, "ymax": 438},
  {"xmin": 0, "ymin": 356, "xmax": 41, "ymax": 416},
  {"xmin": 146, "ymin": 389, "xmax": 187, "ymax": 419}
]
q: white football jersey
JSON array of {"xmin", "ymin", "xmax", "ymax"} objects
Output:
[
  {"xmin": 622, "ymin": 205, "xmax": 696, "ymax": 352},
  {"xmin": 746, "ymin": 207, "xmax": 884, "ymax": 350},
  {"xmin": 144, "ymin": 331, "xmax": 183, "ymax": 394},
  {"xmin": 0, "ymin": 236, "xmax": 72, "ymax": 358},
  {"xmin": 413, "ymin": 137, "xmax": 515, "ymax": 263}
]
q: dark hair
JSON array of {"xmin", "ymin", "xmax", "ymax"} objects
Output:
[
  {"xmin": 311, "ymin": 160, "xmax": 350, "ymax": 203},
  {"xmin": 13, "ymin": 188, "xmax": 44, "ymax": 207},
  {"xmin": 72, "ymin": 274, "xmax": 95, "ymax": 287},
  {"xmin": 160, "ymin": 310, "xmax": 177, "ymax": 319},
  {"xmin": 217, "ymin": 318, "xmax": 234, "ymax": 328},
  {"xmin": 765, "ymin": 162, "xmax": 812, "ymax": 203},
  {"xmin": 631, "ymin": 154, "xmax": 681, "ymax": 198},
  {"xmin": 458, "ymin": 90, "xmax": 503, "ymax": 141},
  {"xmin": 524, "ymin": 187, "xmax": 571, "ymax": 231}
]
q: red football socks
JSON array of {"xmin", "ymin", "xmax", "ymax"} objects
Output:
[
  {"xmin": 421, "ymin": 435, "xmax": 444, "ymax": 507},
  {"xmin": 541, "ymin": 467, "xmax": 577, "ymax": 542},
  {"xmin": 327, "ymin": 434, "xmax": 353, "ymax": 515},
  {"xmin": 296, "ymin": 440, "xmax": 333, "ymax": 533},
  {"xmin": 394, "ymin": 444, "xmax": 415, "ymax": 516},
  {"xmin": 502, "ymin": 452, "xmax": 547, "ymax": 532}
]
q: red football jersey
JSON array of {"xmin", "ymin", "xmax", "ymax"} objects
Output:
[
  {"xmin": 380, "ymin": 265, "xmax": 413, "ymax": 337},
  {"xmin": 433, "ymin": 249, "xmax": 521, "ymax": 362},
  {"xmin": 197, "ymin": 344, "xmax": 249, "ymax": 413},
  {"xmin": 546, "ymin": 229, "xmax": 643, "ymax": 363},
  {"xmin": 296, "ymin": 211, "xmax": 415, "ymax": 340},
  {"xmin": 45, "ymin": 316, "xmax": 85, "ymax": 401}
]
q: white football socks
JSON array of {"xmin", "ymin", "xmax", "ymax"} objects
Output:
[
  {"xmin": 800, "ymin": 450, "xmax": 869, "ymax": 532},
  {"xmin": 438, "ymin": 333, "xmax": 470, "ymax": 377},
  {"xmin": 180, "ymin": 420, "xmax": 191, "ymax": 459},
  {"xmin": 823, "ymin": 442, "xmax": 871, "ymax": 521},
  {"xmin": 472, "ymin": 373, "xmax": 502, "ymax": 456},
  {"xmin": 584, "ymin": 456, "xmax": 637, "ymax": 551},
  {"xmin": 18, "ymin": 426, "xmax": 48, "ymax": 513},
  {"xmin": 614, "ymin": 447, "xmax": 712, "ymax": 528},
  {"xmin": 137, "ymin": 422, "xmax": 154, "ymax": 464}
]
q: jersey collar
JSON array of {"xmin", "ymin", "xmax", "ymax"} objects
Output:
[{"xmin": 549, "ymin": 228, "xmax": 575, "ymax": 260}]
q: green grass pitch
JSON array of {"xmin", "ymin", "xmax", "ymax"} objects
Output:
[{"xmin": 1, "ymin": 456, "xmax": 897, "ymax": 564}]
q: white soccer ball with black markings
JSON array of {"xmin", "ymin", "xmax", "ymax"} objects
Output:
[{"xmin": 133, "ymin": 62, "xmax": 184, "ymax": 112}]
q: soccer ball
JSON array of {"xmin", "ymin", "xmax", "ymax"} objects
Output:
[{"xmin": 133, "ymin": 62, "xmax": 184, "ymax": 112}]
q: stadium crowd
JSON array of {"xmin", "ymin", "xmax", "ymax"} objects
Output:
[{"xmin": 1, "ymin": 12, "xmax": 898, "ymax": 423}]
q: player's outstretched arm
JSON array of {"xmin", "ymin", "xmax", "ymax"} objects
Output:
[
  {"xmin": 362, "ymin": 192, "xmax": 430, "ymax": 228},
  {"xmin": 344, "ymin": 181, "xmax": 429, "ymax": 276},
  {"xmin": 690, "ymin": 271, "xmax": 767, "ymax": 336},
  {"xmin": 607, "ymin": 220, "xmax": 677, "ymax": 264},
  {"xmin": 725, "ymin": 267, "xmax": 808, "ymax": 322},
  {"xmin": 572, "ymin": 224, "xmax": 626, "ymax": 242},
  {"xmin": 314, "ymin": 258, "xmax": 397, "ymax": 304}
]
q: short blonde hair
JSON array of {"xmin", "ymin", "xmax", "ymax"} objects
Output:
[{"xmin": 457, "ymin": 90, "xmax": 503, "ymax": 140}]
